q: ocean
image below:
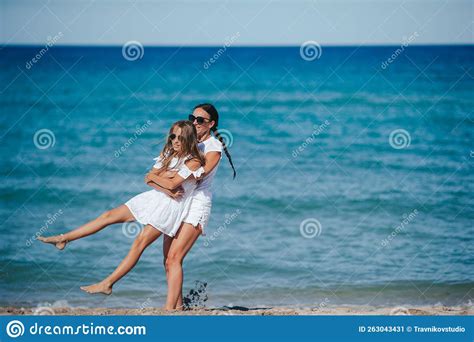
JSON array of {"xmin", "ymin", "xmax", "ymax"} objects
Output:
[{"xmin": 0, "ymin": 45, "xmax": 473, "ymax": 309}]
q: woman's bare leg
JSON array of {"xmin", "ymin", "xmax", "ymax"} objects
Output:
[
  {"xmin": 163, "ymin": 235, "xmax": 183, "ymax": 308},
  {"xmin": 164, "ymin": 222, "xmax": 202, "ymax": 310},
  {"xmin": 37, "ymin": 205, "xmax": 135, "ymax": 250},
  {"xmin": 81, "ymin": 224, "xmax": 162, "ymax": 295}
]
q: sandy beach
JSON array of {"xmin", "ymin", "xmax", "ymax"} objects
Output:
[{"xmin": 1, "ymin": 305, "xmax": 472, "ymax": 316}]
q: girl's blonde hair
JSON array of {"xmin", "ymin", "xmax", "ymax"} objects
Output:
[{"xmin": 155, "ymin": 120, "xmax": 205, "ymax": 175}]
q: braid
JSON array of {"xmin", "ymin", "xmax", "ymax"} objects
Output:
[{"xmin": 212, "ymin": 128, "xmax": 236, "ymax": 179}]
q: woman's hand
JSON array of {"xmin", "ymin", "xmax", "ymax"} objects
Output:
[
  {"xmin": 145, "ymin": 171, "xmax": 162, "ymax": 184},
  {"xmin": 144, "ymin": 172, "xmax": 152, "ymax": 184},
  {"xmin": 168, "ymin": 186, "xmax": 185, "ymax": 200}
]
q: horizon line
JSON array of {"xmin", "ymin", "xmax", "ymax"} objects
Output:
[{"xmin": 2, "ymin": 42, "xmax": 473, "ymax": 48}]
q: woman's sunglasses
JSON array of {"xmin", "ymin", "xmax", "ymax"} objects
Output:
[{"xmin": 188, "ymin": 114, "xmax": 210, "ymax": 125}]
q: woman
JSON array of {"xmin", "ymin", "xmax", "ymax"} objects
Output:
[
  {"xmin": 38, "ymin": 120, "xmax": 204, "ymax": 295},
  {"xmin": 149, "ymin": 103, "xmax": 236, "ymax": 310}
]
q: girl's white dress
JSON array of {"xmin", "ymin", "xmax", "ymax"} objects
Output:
[{"xmin": 125, "ymin": 155, "xmax": 202, "ymax": 237}]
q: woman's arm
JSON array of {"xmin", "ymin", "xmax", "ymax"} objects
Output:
[
  {"xmin": 147, "ymin": 158, "xmax": 202, "ymax": 190},
  {"xmin": 194, "ymin": 151, "xmax": 221, "ymax": 180}
]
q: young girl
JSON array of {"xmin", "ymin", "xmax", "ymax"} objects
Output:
[{"xmin": 38, "ymin": 120, "xmax": 204, "ymax": 295}]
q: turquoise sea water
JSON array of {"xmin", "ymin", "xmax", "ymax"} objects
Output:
[{"xmin": 0, "ymin": 46, "xmax": 473, "ymax": 309}]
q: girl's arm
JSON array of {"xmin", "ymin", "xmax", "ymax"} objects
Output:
[
  {"xmin": 145, "ymin": 179, "xmax": 184, "ymax": 199},
  {"xmin": 149, "ymin": 168, "xmax": 177, "ymax": 179},
  {"xmin": 149, "ymin": 153, "xmax": 177, "ymax": 179},
  {"xmin": 145, "ymin": 154, "xmax": 181, "ymax": 197},
  {"xmin": 145, "ymin": 164, "xmax": 182, "ymax": 198},
  {"xmin": 147, "ymin": 158, "xmax": 202, "ymax": 191}
]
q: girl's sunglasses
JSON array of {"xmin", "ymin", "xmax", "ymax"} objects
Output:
[
  {"xmin": 169, "ymin": 133, "xmax": 181, "ymax": 141},
  {"xmin": 188, "ymin": 114, "xmax": 210, "ymax": 125}
]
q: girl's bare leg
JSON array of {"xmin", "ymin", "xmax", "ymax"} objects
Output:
[
  {"xmin": 164, "ymin": 222, "xmax": 202, "ymax": 310},
  {"xmin": 80, "ymin": 224, "xmax": 162, "ymax": 295},
  {"xmin": 37, "ymin": 205, "xmax": 135, "ymax": 250}
]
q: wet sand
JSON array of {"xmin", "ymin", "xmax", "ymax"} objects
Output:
[{"xmin": 1, "ymin": 305, "xmax": 472, "ymax": 316}]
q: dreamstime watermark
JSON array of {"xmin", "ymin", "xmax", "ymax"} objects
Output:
[
  {"xmin": 90, "ymin": 126, "xmax": 108, "ymax": 147},
  {"xmin": 33, "ymin": 128, "xmax": 56, "ymax": 150},
  {"xmin": 122, "ymin": 221, "xmax": 142, "ymax": 239},
  {"xmin": 25, "ymin": 32, "xmax": 64, "ymax": 70},
  {"xmin": 203, "ymin": 32, "xmax": 240, "ymax": 70},
  {"xmin": 114, "ymin": 120, "xmax": 152, "ymax": 158},
  {"xmin": 381, "ymin": 32, "xmax": 419, "ymax": 69},
  {"xmin": 292, "ymin": 120, "xmax": 330, "ymax": 158},
  {"xmin": 299, "ymin": 218, "xmax": 322, "ymax": 238},
  {"xmin": 138, "ymin": 298, "xmax": 152, "ymax": 310},
  {"xmin": 6, "ymin": 320, "xmax": 24, "ymax": 338},
  {"xmin": 315, "ymin": 297, "xmax": 330, "ymax": 311},
  {"xmin": 5, "ymin": 320, "xmax": 146, "ymax": 337},
  {"xmin": 389, "ymin": 128, "xmax": 411, "ymax": 149},
  {"xmin": 122, "ymin": 41, "xmax": 144, "ymax": 61},
  {"xmin": 380, "ymin": 209, "xmax": 419, "ymax": 248},
  {"xmin": 33, "ymin": 306, "xmax": 55, "ymax": 316},
  {"xmin": 203, "ymin": 209, "xmax": 241, "ymax": 247},
  {"xmin": 26, "ymin": 209, "xmax": 64, "ymax": 247},
  {"xmin": 31, "ymin": 300, "xmax": 85, "ymax": 316},
  {"xmin": 300, "ymin": 41, "xmax": 322, "ymax": 61},
  {"xmin": 215, "ymin": 128, "xmax": 234, "ymax": 148}
]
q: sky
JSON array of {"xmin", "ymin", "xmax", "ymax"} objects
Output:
[{"xmin": 1, "ymin": 0, "xmax": 473, "ymax": 46}]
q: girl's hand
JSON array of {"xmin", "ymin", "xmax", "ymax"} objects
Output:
[{"xmin": 163, "ymin": 170, "xmax": 178, "ymax": 178}]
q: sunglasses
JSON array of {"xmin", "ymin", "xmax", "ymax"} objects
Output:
[
  {"xmin": 188, "ymin": 114, "xmax": 211, "ymax": 125},
  {"xmin": 169, "ymin": 133, "xmax": 182, "ymax": 141}
]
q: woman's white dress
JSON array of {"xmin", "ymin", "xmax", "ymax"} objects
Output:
[
  {"xmin": 182, "ymin": 136, "xmax": 223, "ymax": 235},
  {"xmin": 125, "ymin": 155, "xmax": 202, "ymax": 237}
]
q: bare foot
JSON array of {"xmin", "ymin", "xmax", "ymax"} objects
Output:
[
  {"xmin": 37, "ymin": 234, "xmax": 68, "ymax": 250},
  {"xmin": 80, "ymin": 282, "xmax": 112, "ymax": 295}
]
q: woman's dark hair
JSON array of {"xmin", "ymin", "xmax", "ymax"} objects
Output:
[{"xmin": 194, "ymin": 103, "xmax": 236, "ymax": 179}]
